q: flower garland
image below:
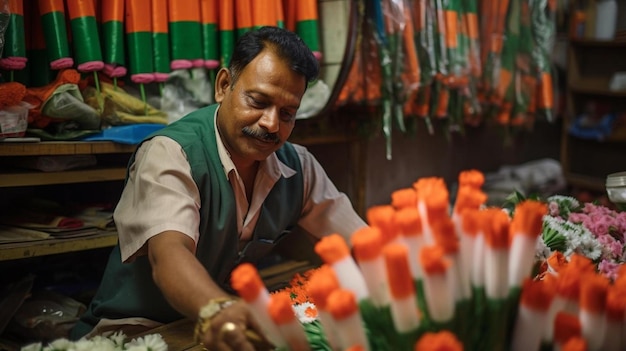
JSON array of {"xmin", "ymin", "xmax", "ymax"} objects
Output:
[
  {"xmin": 20, "ymin": 332, "xmax": 168, "ymax": 351},
  {"xmin": 534, "ymin": 195, "xmax": 626, "ymax": 281},
  {"xmin": 238, "ymin": 172, "xmax": 626, "ymax": 351}
]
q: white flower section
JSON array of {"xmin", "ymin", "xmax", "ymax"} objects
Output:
[
  {"xmin": 293, "ymin": 301, "xmax": 318, "ymax": 324},
  {"xmin": 19, "ymin": 333, "xmax": 167, "ymax": 351}
]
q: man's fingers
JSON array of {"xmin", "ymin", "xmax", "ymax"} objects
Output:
[{"xmin": 217, "ymin": 322, "xmax": 255, "ymax": 351}]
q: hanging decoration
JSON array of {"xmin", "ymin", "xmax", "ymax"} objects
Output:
[
  {"xmin": 295, "ymin": 0, "xmax": 322, "ymax": 61},
  {"xmin": 66, "ymin": 0, "xmax": 104, "ymax": 73},
  {"xmin": 26, "ymin": 1, "xmax": 53, "ymax": 87},
  {"xmin": 168, "ymin": 0, "xmax": 204, "ymax": 70},
  {"xmin": 234, "ymin": 0, "xmax": 252, "ymax": 40},
  {"xmin": 100, "ymin": 0, "xmax": 126, "ymax": 80},
  {"xmin": 38, "ymin": 0, "xmax": 73, "ymax": 70},
  {"xmin": 0, "ymin": 0, "xmax": 26, "ymax": 74},
  {"xmin": 151, "ymin": 0, "xmax": 171, "ymax": 82},
  {"xmin": 200, "ymin": 0, "xmax": 220, "ymax": 70},
  {"xmin": 219, "ymin": 0, "xmax": 235, "ymax": 67},
  {"xmin": 334, "ymin": 0, "xmax": 559, "ymax": 159}
]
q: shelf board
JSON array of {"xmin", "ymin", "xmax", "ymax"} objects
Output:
[
  {"xmin": 569, "ymin": 81, "xmax": 626, "ymax": 97},
  {"xmin": 0, "ymin": 167, "xmax": 127, "ymax": 187},
  {"xmin": 565, "ymin": 173, "xmax": 606, "ymax": 192},
  {"xmin": 0, "ymin": 141, "xmax": 137, "ymax": 156},
  {"xmin": 570, "ymin": 38, "xmax": 626, "ymax": 48},
  {"xmin": 0, "ymin": 231, "xmax": 118, "ymax": 261}
]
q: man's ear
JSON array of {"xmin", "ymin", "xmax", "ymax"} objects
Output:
[{"xmin": 214, "ymin": 68, "xmax": 231, "ymax": 103}]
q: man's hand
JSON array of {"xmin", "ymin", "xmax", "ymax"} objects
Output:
[{"xmin": 196, "ymin": 300, "xmax": 273, "ymax": 351}]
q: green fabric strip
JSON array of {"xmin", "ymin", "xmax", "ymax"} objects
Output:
[
  {"xmin": 202, "ymin": 23, "xmax": 219, "ymax": 61},
  {"xmin": 70, "ymin": 16, "xmax": 102, "ymax": 64},
  {"xmin": 102, "ymin": 20, "xmax": 125, "ymax": 65},
  {"xmin": 170, "ymin": 21, "xmax": 202, "ymax": 60},
  {"xmin": 152, "ymin": 32, "xmax": 171, "ymax": 73},
  {"xmin": 220, "ymin": 29, "xmax": 234, "ymax": 67},
  {"xmin": 41, "ymin": 12, "xmax": 70, "ymax": 61},
  {"xmin": 4, "ymin": 14, "xmax": 25, "ymax": 57},
  {"xmin": 296, "ymin": 19, "xmax": 320, "ymax": 52},
  {"xmin": 127, "ymin": 32, "xmax": 154, "ymax": 74}
]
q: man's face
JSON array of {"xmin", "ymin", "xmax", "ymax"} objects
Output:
[{"xmin": 215, "ymin": 49, "xmax": 306, "ymax": 165}]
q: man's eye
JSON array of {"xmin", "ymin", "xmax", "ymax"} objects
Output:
[{"xmin": 281, "ymin": 110, "xmax": 296, "ymax": 122}]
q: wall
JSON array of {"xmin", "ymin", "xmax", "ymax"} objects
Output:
[{"xmin": 306, "ymin": 118, "xmax": 563, "ymax": 213}]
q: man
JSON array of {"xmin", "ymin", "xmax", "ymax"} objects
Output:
[{"xmin": 71, "ymin": 26, "xmax": 366, "ymax": 350}]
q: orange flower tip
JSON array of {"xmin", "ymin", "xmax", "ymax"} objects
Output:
[
  {"xmin": 580, "ymin": 274, "xmax": 609, "ymax": 313},
  {"xmin": 520, "ymin": 278, "xmax": 554, "ymax": 311},
  {"xmin": 383, "ymin": 244, "xmax": 415, "ymax": 298},
  {"xmin": 419, "ymin": 245, "xmax": 450, "ymax": 275},
  {"xmin": 395, "ymin": 207, "xmax": 422, "ymax": 236},
  {"xmin": 391, "ymin": 188, "xmax": 417, "ymax": 209},
  {"xmin": 556, "ymin": 269, "xmax": 583, "ymax": 300},
  {"xmin": 425, "ymin": 190, "xmax": 449, "ymax": 212},
  {"xmin": 547, "ymin": 251, "xmax": 568, "ymax": 273},
  {"xmin": 454, "ymin": 187, "xmax": 487, "ymax": 214},
  {"xmin": 230, "ymin": 263, "xmax": 264, "ymax": 302},
  {"xmin": 351, "ymin": 226, "xmax": 383, "ymax": 261},
  {"xmin": 606, "ymin": 285, "xmax": 626, "ymax": 321},
  {"xmin": 307, "ymin": 267, "xmax": 339, "ymax": 309},
  {"xmin": 326, "ymin": 289, "xmax": 358, "ymax": 320},
  {"xmin": 561, "ymin": 337, "xmax": 587, "ymax": 351},
  {"xmin": 458, "ymin": 169, "xmax": 485, "ymax": 189},
  {"xmin": 304, "ymin": 305, "xmax": 318, "ymax": 319},
  {"xmin": 268, "ymin": 291, "xmax": 296, "ymax": 325},
  {"xmin": 553, "ymin": 312, "xmax": 582, "ymax": 344},
  {"xmin": 314, "ymin": 233, "xmax": 351, "ymax": 264},
  {"xmin": 481, "ymin": 209, "xmax": 510, "ymax": 249},
  {"xmin": 567, "ymin": 254, "xmax": 595, "ymax": 274},
  {"xmin": 413, "ymin": 177, "xmax": 447, "ymax": 195},
  {"xmin": 366, "ymin": 205, "xmax": 400, "ymax": 244},
  {"xmin": 431, "ymin": 218, "xmax": 459, "ymax": 254},
  {"xmin": 510, "ymin": 200, "xmax": 548, "ymax": 238},
  {"xmin": 460, "ymin": 208, "xmax": 481, "ymax": 237},
  {"xmin": 415, "ymin": 331, "xmax": 463, "ymax": 351},
  {"xmin": 345, "ymin": 346, "xmax": 366, "ymax": 351}
]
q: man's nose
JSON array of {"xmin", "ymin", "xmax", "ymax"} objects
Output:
[{"xmin": 259, "ymin": 108, "xmax": 279, "ymax": 133}]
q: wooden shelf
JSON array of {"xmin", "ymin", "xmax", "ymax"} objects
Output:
[
  {"xmin": 0, "ymin": 167, "xmax": 127, "ymax": 187},
  {"xmin": 0, "ymin": 231, "xmax": 118, "ymax": 261},
  {"xmin": 570, "ymin": 37, "xmax": 626, "ymax": 48},
  {"xmin": 0, "ymin": 141, "xmax": 137, "ymax": 156},
  {"xmin": 564, "ymin": 173, "xmax": 606, "ymax": 192},
  {"xmin": 569, "ymin": 82, "xmax": 626, "ymax": 98}
]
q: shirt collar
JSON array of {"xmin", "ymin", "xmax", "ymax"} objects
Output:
[{"xmin": 213, "ymin": 106, "xmax": 296, "ymax": 179}]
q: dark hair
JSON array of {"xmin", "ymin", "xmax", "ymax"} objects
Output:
[{"xmin": 228, "ymin": 26, "xmax": 320, "ymax": 88}]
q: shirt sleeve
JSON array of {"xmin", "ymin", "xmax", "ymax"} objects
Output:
[
  {"xmin": 293, "ymin": 144, "xmax": 367, "ymax": 243},
  {"xmin": 114, "ymin": 136, "xmax": 201, "ymax": 263}
]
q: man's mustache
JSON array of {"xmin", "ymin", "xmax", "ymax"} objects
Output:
[{"xmin": 242, "ymin": 127, "xmax": 280, "ymax": 144}]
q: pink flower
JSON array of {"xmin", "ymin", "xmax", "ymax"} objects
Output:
[
  {"xmin": 548, "ymin": 202, "xmax": 560, "ymax": 217},
  {"xmin": 598, "ymin": 259, "xmax": 621, "ymax": 281}
]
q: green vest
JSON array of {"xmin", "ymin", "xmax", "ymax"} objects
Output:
[{"xmin": 71, "ymin": 105, "xmax": 304, "ymax": 339}]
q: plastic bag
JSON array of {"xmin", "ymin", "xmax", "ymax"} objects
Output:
[{"xmin": 9, "ymin": 291, "xmax": 86, "ymax": 342}]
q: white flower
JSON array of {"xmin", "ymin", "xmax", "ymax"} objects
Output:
[
  {"xmin": 124, "ymin": 346, "xmax": 149, "ymax": 351},
  {"xmin": 109, "ymin": 331, "xmax": 127, "ymax": 347},
  {"xmin": 20, "ymin": 342, "xmax": 42, "ymax": 351},
  {"xmin": 293, "ymin": 302, "xmax": 318, "ymax": 324},
  {"xmin": 43, "ymin": 338, "xmax": 74, "ymax": 351},
  {"xmin": 125, "ymin": 334, "xmax": 167, "ymax": 351}
]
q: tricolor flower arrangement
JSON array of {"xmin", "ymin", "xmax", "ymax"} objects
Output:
[{"xmin": 231, "ymin": 170, "xmax": 626, "ymax": 351}]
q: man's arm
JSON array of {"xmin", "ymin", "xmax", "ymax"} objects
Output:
[
  {"xmin": 148, "ymin": 230, "xmax": 263, "ymax": 350},
  {"xmin": 148, "ymin": 230, "xmax": 227, "ymax": 318}
]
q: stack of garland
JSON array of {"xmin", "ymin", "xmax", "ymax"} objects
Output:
[
  {"xmin": 231, "ymin": 169, "xmax": 626, "ymax": 351},
  {"xmin": 337, "ymin": 0, "xmax": 558, "ymax": 160}
]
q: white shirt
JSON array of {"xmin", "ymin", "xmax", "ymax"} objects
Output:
[{"xmin": 114, "ymin": 110, "xmax": 366, "ymax": 263}]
